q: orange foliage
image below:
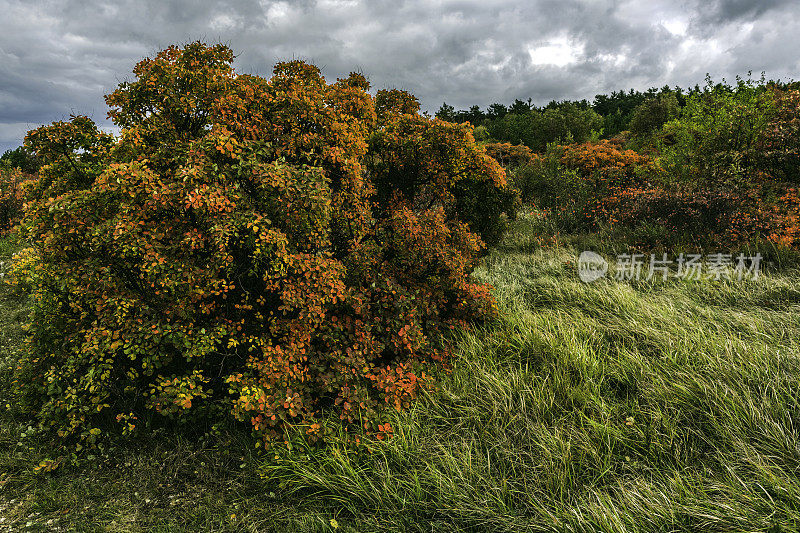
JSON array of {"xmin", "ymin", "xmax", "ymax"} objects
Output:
[
  {"xmin": 374, "ymin": 88, "xmax": 422, "ymax": 121},
  {"xmin": 560, "ymin": 140, "xmax": 651, "ymax": 185},
  {"xmin": 0, "ymin": 168, "xmax": 36, "ymax": 234},
  {"xmin": 483, "ymin": 142, "xmax": 536, "ymax": 168},
  {"xmin": 769, "ymin": 188, "xmax": 800, "ymax": 248},
  {"xmin": 18, "ymin": 43, "xmax": 512, "ymax": 447}
]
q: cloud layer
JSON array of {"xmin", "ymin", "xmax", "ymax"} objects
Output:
[{"xmin": 1, "ymin": 0, "xmax": 798, "ymax": 151}]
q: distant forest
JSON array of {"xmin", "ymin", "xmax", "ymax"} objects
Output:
[{"xmin": 434, "ymin": 76, "xmax": 800, "ymax": 151}]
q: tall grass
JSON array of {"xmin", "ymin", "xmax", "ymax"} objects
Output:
[{"xmin": 262, "ymin": 214, "xmax": 800, "ymax": 532}]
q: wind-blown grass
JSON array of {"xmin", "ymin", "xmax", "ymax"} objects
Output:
[
  {"xmin": 262, "ymin": 215, "xmax": 800, "ymax": 532},
  {"xmin": 1, "ymin": 215, "xmax": 800, "ymax": 531}
]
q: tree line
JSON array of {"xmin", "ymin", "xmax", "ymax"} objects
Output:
[{"xmin": 434, "ymin": 76, "xmax": 799, "ymax": 151}]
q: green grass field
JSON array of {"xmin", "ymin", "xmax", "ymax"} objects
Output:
[{"xmin": 2, "ymin": 214, "xmax": 800, "ymax": 532}]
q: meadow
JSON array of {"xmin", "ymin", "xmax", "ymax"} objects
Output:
[{"xmin": 2, "ymin": 214, "xmax": 799, "ymax": 532}]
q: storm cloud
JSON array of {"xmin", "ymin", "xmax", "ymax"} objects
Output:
[{"xmin": 1, "ymin": 0, "xmax": 798, "ymax": 151}]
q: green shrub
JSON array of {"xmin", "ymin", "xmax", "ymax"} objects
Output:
[
  {"xmin": 510, "ymin": 143, "xmax": 564, "ymax": 204},
  {"xmin": 628, "ymin": 93, "xmax": 679, "ymax": 138},
  {"xmin": 659, "ymin": 78, "xmax": 777, "ymax": 188},
  {"xmin": 0, "ymin": 146, "xmax": 40, "ymax": 174}
]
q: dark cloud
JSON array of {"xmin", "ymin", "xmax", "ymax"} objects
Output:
[
  {"xmin": 1, "ymin": 0, "xmax": 798, "ymax": 152},
  {"xmin": 695, "ymin": 0, "xmax": 795, "ymax": 24}
]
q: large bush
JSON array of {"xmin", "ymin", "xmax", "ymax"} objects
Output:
[
  {"xmin": 17, "ymin": 43, "xmax": 514, "ymax": 446},
  {"xmin": 517, "ymin": 140, "xmax": 653, "ymax": 229}
]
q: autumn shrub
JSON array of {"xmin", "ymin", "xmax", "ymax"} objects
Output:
[
  {"xmin": 5, "ymin": 246, "xmax": 41, "ymax": 294},
  {"xmin": 483, "ymin": 142, "xmax": 535, "ymax": 169},
  {"xmin": 16, "ymin": 42, "xmax": 513, "ymax": 448},
  {"xmin": 516, "ymin": 140, "xmax": 654, "ymax": 232},
  {"xmin": 367, "ymin": 106, "xmax": 518, "ymax": 247},
  {"xmin": 0, "ymin": 167, "xmax": 31, "ymax": 234},
  {"xmin": 597, "ymin": 185, "xmax": 779, "ymax": 248},
  {"xmin": 516, "ymin": 134, "xmax": 796, "ymax": 249},
  {"xmin": 770, "ymin": 188, "xmax": 800, "ymax": 247},
  {"xmin": 560, "ymin": 140, "xmax": 652, "ymax": 186}
]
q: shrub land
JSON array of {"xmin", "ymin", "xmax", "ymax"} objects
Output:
[
  {"xmin": 492, "ymin": 77, "xmax": 800, "ymax": 251},
  {"xmin": 0, "ymin": 43, "xmax": 799, "ymax": 531}
]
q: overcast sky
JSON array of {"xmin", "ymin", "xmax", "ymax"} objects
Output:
[{"xmin": 1, "ymin": 0, "xmax": 799, "ymax": 152}]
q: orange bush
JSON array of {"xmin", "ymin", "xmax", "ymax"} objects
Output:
[
  {"xmin": 519, "ymin": 141, "xmax": 654, "ymax": 229},
  {"xmin": 769, "ymin": 188, "xmax": 800, "ymax": 248},
  {"xmin": 0, "ymin": 167, "xmax": 35, "ymax": 234},
  {"xmin": 560, "ymin": 140, "xmax": 651, "ymax": 186},
  {"xmin": 588, "ymin": 180, "xmax": 800, "ymax": 249},
  {"xmin": 483, "ymin": 142, "xmax": 536, "ymax": 168},
  {"xmin": 17, "ymin": 42, "xmax": 512, "ymax": 448}
]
